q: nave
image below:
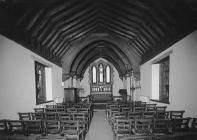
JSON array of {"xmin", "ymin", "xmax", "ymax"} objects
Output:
[{"xmin": 1, "ymin": 2, "xmax": 197, "ymax": 139}]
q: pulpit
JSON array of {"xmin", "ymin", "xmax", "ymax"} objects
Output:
[{"xmin": 64, "ymin": 88, "xmax": 79, "ymax": 103}]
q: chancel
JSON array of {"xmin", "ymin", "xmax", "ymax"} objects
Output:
[{"xmin": 1, "ymin": 0, "xmax": 197, "ymax": 140}]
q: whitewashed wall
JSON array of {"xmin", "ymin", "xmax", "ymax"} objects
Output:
[
  {"xmin": 0, "ymin": 35, "xmax": 64, "ymax": 119},
  {"xmin": 140, "ymin": 30, "xmax": 197, "ymax": 117}
]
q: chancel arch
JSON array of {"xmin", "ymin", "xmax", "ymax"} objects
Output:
[{"xmin": 68, "ymin": 40, "xmax": 132, "ymax": 81}]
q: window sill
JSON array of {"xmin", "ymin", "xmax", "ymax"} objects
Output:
[
  {"xmin": 150, "ymin": 99, "xmax": 170, "ymax": 104},
  {"xmin": 36, "ymin": 100, "xmax": 54, "ymax": 105}
]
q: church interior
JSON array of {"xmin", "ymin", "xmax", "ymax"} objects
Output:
[{"xmin": 1, "ymin": 0, "xmax": 197, "ymax": 139}]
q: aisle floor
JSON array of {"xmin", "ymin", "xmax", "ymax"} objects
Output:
[{"xmin": 85, "ymin": 111, "xmax": 113, "ymax": 140}]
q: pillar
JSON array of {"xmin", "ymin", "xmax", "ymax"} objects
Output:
[{"xmin": 122, "ymin": 75, "xmax": 131, "ymax": 101}]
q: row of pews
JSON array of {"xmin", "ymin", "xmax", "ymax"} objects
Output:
[
  {"xmin": 0, "ymin": 102, "xmax": 93, "ymax": 140},
  {"xmin": 106, "ymin": 101, "xmax": 197, "ymax": 140}
]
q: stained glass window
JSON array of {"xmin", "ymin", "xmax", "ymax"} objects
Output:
[
  {"xmin": 99, "ymin": 64, "xmax": 104, "ymax": 83},
  {"xmin": 91, "ymin": 62, "xmax": 112, "ymax": 84},
  {"xmin": 92, "ymin": 66, "xmax": 97, "ymax": 83},
  {"xmin": 106, "ymin": 65, "xmax": 111, "ymax": 83}
]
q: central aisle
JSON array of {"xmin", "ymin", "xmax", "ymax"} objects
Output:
[{"xmin": 85, "ymin": 111, "xmax": 113, "ymax": 140}]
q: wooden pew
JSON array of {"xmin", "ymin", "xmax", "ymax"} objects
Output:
[
  {"xmin": 0, "ymin": 119, "xmax": 8, "ymax": 138},
  {"xmin": 8, "ymin": 120, "xmax": 24, "ymax": 135},
  {"xmin": 23, "ymin": 120, "xmax": 43, "ymax": 136},
  {"xmin": 45, "ymin": 112, "xmax": 59, "ymax": 120},
  {"xmin": 58, "ymin": 112, "xmax": 72, "ymax": 121},
  {"xmin": 169, "ymin": 110, "xmax": 185, "ymax": 119},
  {"xmin": 172, "ymin": 117, "xmax": 190, "ymax": 132},
  {"xmin": 72, "ymin": 112, "xmax": 89, "ymax": 132},
  {"xmin": 60, "ymin": 120, "xmax": 84, "ymax": 140},
  {"xmin": 40, "ymin": 120, "xmax": 67, "ymax": 140},
  {"xmin": 153, "ymin": 119, "xmax": 173, "ymax": 135},
  {"xmin": 32, "ymin": 112, "xmax": 45, "ymax": 120},
  {"xmin": 18, "ymin": 112, "xmax": 32, "ymax": 120},
  {"xmin": 113, "ymin": 119, "xmax": 134, "ymax": 140},
  {"xmin": 191, "ymin": 118, "xmax": 197, "ymax": 131},
  {"xmin": 110, "ymin": 112, "xmax": 127, "ymax": 127},
  {"xmin": 128, "ymin": 112, "xmax": 143, "ymax": 120},
  {"xmin": 133, "ymin": 118, "xmax": 153, "ymax": 135},
  {"xmin": 143, "ymin": 111, "xmax": 155, "ymax": 119},
  {"xmin": 132, "ymin": 106, "xmax": 146, "ymax": 112},
  {"xmin": 34, "ymin": 108, "xmax": 45, "ymax": 113},
  {"xmin": 6, "ymin": 120, "xmax": 41, "ymax": 140}
]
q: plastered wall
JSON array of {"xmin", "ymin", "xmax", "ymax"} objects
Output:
[
  {"xmin": 0, "ymin": 35, "xmax": 63, "ymax": 119},
  {"xmin": 140, "ymin": 30, "xmax": 197, "ymax": 117}
]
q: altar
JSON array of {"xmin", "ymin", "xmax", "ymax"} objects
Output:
[{"xmin": 90, "ymin": 84, "xmax": 113, "ymax": 102}]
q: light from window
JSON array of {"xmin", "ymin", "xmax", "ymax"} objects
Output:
[
  {"xmin": 45, "ymin": 68, "xmax": 52, "ymax": 101},
  {"xmin": 61, "ymin": 82, "xmax": 65, "ymax": 87},
  {"xmin": 90, "ymin": 62, "xmax": 112, "ymax": 85},
  {"xmin": 35, "ymin": 61, "xmax": 53, "ymax": 105},
  {"xmin": 106, "ymin": 65, "xmax": 111, "ymax": 83},
  {"xmin": 99, "ymin": 64, "xmax": 104, "ymax": 83},
  {"xmin": 92, "ymin": 66, "xmax": 97, "ymax": 83},
  {"xmin": 152, "ymin": 64, "xmax": 160, "ymax": 100},
  {"xmin": 151, "ymin": 57, "xmax": 169, "ymax": 103}
]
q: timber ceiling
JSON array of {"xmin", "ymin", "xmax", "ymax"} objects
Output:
[{"xmin": 0, "ymin": 0, "xmax": 197, "ymax": 80}]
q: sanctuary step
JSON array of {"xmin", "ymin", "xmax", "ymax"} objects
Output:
[
  {"xmin": 91, "ymin": 94, "xmax": 113, "ymax": 110},
  {"xmin": 93, "ymin": 102, "xmax": 107, "ymax": 110}
]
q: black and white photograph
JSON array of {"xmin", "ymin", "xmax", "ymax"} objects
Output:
[{"xmin": 0, "ymin": 0, "xmax": 197, "ymax": 139}]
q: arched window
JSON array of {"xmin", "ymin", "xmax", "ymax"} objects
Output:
[
  {"xmin": 99, "ymin": 64, "xmax": 104, "ymax": 83},
  {"xmin": 90, "ymin": 62, "xmax": 113, "ymax": 85},
  {"xmin": 106, "ymin": 65, "xmax": 111, "ymax": 83},
  {"xmin": 92, "ymin": 66, "xmax": 97, "ymax": 83}
]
